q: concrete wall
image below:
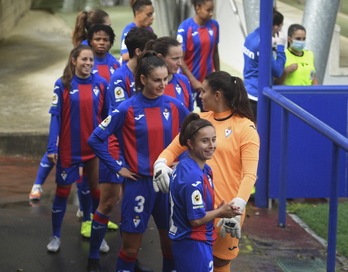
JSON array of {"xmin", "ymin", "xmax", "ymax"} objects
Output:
[{"xmin": 0, "ymin": 0, "xmax": 32, "ymax": 41}]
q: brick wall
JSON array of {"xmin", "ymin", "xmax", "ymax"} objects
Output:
[{"xmin": 0, "ymin": 0, "xmax": 32, "ymax": 41}]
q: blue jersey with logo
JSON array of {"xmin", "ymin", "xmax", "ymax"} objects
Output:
[
  {"xmin": 176, "ymin": 17, "xmax": 219, "ymax": 82},
  {"xmin": 91, "ymin": 93, "xmax": 189, "ymax": 176},
  {"xmin": 108, "ymin": 64, "xmax": 136, "ymax": 110},
  {"xmin": 165, "ymin": 73, "xmax": 193, "ymax": 112},
  {"xmin": 49, "ymin": 74, "xmax": 109, "ymax": 167},
  {"xmin": 169, "ymin": 157, "xmax": 216, "ymax": 245}
]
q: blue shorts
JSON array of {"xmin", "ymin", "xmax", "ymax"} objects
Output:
[
  {"xmin": 55, "ymin": 164, "xmax": 80, "ymax": 185},
  {"xmin": 99, "ymin": 159, "xmax": 124, "ymax": 184},
  {"xmin": 172, "ymin": 239, "xmax": 213, "ymax": 272},
  {"xmin": 120, "ymin": 176, "xmax": 169, "ymax": 233}
]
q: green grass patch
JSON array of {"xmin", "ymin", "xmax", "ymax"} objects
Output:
[{"xmin": 287, "ymin": 201, "xmax": 348, "ymax": 259}]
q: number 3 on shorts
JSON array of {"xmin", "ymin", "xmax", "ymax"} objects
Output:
[{"xmin": 134, "ymin": 195, "xmax": 145, "ymax": 213}]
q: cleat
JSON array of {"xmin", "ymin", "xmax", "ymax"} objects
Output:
[
  {"xmin": 81, "ymin": 221, "xmax": 92, "ymax": 238},
  {"xmin": 47, "ymin": 236, "xmax": 60, "ymax": 252},
  {"xmin": 134, "ymin": 259, "xmax": 154, "ymax": 272},
  {"xmin": 76, "ymin": 208, "xmax": 84, "ymax": 221},
  {"xmin": 99, "ymin": 239, "xmax": 109, "ymax": 253},
  {"xmin": 86, "ymin": 258, "xmax": 101, "ymax": 272},
  {"xmin": 107, "ymin": 220, "xmax": 118, "ymax": 230},
  {"xmin": 29, "ymin": 185, "xmax": 43, "ymax": 200}
]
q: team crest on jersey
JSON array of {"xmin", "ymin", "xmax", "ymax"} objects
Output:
[
  {"xmin": 51, "ymin": 93, "xmax": 58, "ymax": 105},
  {"xmin": 191, "ymin": 190, "xmax": 203, "ymax": 205},
  {"xmin": 110, "ymin": 67, "xmax": 115, "ymax": 74},
  {"xmin": 114, "ymin": 86, "xmax": 125, "ymax": 100},
  {"xmin": 225, "ymin": 126, "xmax": 232, "ymax": 138},
  {"xmin": 133, "ymin": 216, "xmax": 141, "ymax": 228},
  {"xmin": 175, "ymin": 84, "xmax": 182, "ymax": 94},
  {"xmin": 93, "ymin": 86, "xmax": 100, "ymax": 96},
  {"xmin": 207, "ymin": 174, "xmax": 213, "ymax": 187},
  {"xmin": 208, "ymin": 28, "xmax": 213, "ymax": 36},
  {"xmin": 100, "ymin": 115, "xmax": 111, "ymax": 129},
  {"xmin": 163, "ymin": 109, "xmax": 170, "ymax": 120},
  {"xmin": 61, "ymin": 171, "xmax": 67, "ymax": 181}
]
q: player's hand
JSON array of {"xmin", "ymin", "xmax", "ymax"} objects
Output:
[
  {"xmin": 274, "ymin": 31, "xmax": 287, "ymax": 47},
  {"xmin": 153, "ymin": 159, "xmax": 173, "ymax": 193},
  {"xmin": 217, "ymin": 216, "xmax": 242, "ymax": 239},
  {"xmin": 118, "ymin": 167, "xmax": 141, "ymax": 180},
  {"xmin": 47, "ymin": 153, "xmax": 58, "ymax": 165},
  {"xmin": 285, "ymin": 63, "xmax": 298, "ymax": 73}
]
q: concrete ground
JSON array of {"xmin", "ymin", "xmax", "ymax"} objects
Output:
[{"xmin": 0, "ymin": 6, "xmax": 348, "ymax": 272}]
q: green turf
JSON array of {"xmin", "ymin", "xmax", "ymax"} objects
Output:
[{"xmin": 287, "ymin": 201, "xmax": 348, "ymax": 259}]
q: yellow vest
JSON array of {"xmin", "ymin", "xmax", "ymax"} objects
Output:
[{"xmin": 284, "ymin": 49, "xmax": 316, "ymax": 86}]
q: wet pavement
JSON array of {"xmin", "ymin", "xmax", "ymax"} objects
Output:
[{"xmin": 0, "ymin": 5, "xmax": 348, "ymax": 272}]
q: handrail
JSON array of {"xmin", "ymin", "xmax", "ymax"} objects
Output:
[{"xmin": 263, "ymin": 87, "xmax": 348, "ymax": 152}]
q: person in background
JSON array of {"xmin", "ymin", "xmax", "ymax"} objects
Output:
[
  {"xmin": 146, "ymin": 36, "xmax": 194, "ymax": 112},
  {"xmin": 153, "ymin": 71, "xmax": 260, "ymax": 272},
  {"xmin": 274, "ymin": 23, "xmax": 318, "ymax": 86},
  {"xmin": 243, "ymin": 8, "xmax": 286, "ymax": 119},
  {"xmin": 46, "ymin": 45, "xmax": 109, "ymax": 253},
  {"xmin": 86, "ymin": 27, "xmax": 158, "ymax": 272},
  {"xmin": 88, "ymin": 51, "xmax": 189, "ymax": 271},
  {"xmin": 176, "ymin": 0, "xmax": 220, "ymax": 112},
  {"xmin": 120, "ymin": 0, "xmax": 154, "ymax": 64},
  {"xmin": 169, "ymin": 112, "xmax": 242, "ymax": 272}
]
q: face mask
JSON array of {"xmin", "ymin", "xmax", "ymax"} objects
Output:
[{"xmin": 291, "ymin": 39, "xmax": 306, "ymax": 51}]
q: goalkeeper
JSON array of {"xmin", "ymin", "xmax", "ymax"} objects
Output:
[{"xmin": 153, "ymin": 71, "xmax": 260, "ymax": 272}]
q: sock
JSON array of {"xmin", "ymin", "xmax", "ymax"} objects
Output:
[
  {"xmin": 51, "ymin": 186, "xmax": 71, "ymax": 237},
  {"xmin": 34, "ymin": 152, "xmax": 54, "ymax": 186},
  {"xmin": 79, "ymin": 175, "xmax": 92, "ymax": 222},
  {"xmin": 90, "ymin": 189, "xmax": 100, "ymax": 215},
  {"xmin": 89, "ymin": 211, "xmax": 109, "ymax": 259},
  {"xmin": 116, "ymin": 249, "xmax": 137, "ymax": 272},
  {"xmin": 162, "ymin": 252, "xmax": 176, "ymax": 272},
  {"xmin": 213, "ymin": 263, "xmax": 230, "ymax": 272}
]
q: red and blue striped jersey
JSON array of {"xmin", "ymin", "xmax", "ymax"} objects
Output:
[
  {"xmin": 49, "ymin": 74, "xmax": 109, "ymax": 167},
  {"xmin": 169, "ymin": 157, "xmax": 216, "ymax": 245},
  {"xmin": 177, "ymin": 17, "xmax": 219, "ymax": 82},
  {"xmin": 92, "ymin": 54, "xmax": 120, "ymax": 83},
  {"xmin": 92, "ymin": 93, "xmax": 189, "ymax": 176},
  {"xmin": 165, "ymin": 73, "xmax": 193, "ymax": 112},
  {"xmin": 108, "ymin": 64, "xmax": 136, "ymax": 111}
]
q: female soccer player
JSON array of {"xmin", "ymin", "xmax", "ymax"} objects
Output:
[
  {"xmin": 153, "ymin": 71, "xmax": 260, "ymax": 272},
  {"xmin": 176, "ymin": 0, "xmax": 220, "ymax": 112},
  {"xmin": 88, "ymin": 51, "xmax": 189, "ymax": 271},
  {"xmin": 46, "ymin": 45, "xmax": 109, "ymax": 253},
  {"xmin": 169, "ymin": 112, "xmax": 242, "ymax": 272}
]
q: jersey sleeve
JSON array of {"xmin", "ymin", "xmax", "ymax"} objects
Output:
[
  {"xmin": 108, "ymin": 73, "xmax": 130, "ymax": 111},
  {"xmin": 176, "ymin": 21, "xmax": 187, "ymax": 52},
  {"xmin": 271, "ymin": 44, "xmax": 286, "ymax": 78},
  {"xmin": 49, "ymin": 79, "xmax": 64, "ymax": 116},
  {"xmin": 237, "ymin": 122, "xmax": 260, "ymax": 201}
]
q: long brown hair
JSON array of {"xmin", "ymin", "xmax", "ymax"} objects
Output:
[
  {"xmin": 61, "ymin": 45, "xmax": 93, "ymax": 90},
  {"xmin": 72, "ymin": 9, "xmax": 109, "ymax": 47}
]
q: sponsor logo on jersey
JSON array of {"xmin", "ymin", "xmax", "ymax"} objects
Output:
[
  {"xmin": 114, "ymin": 79, "xmax": 123, "ymax": 85},
  {"xmin": 133, "ymin": 216, "xmax": 141, "ymax": 228},
  {"xmin": 115, "ymin": 86, "xmax": 125, "ymax": 101},
  {"xmin": 192, "ymin": 31, "xmax": 198, "ymax": 36},
  {"xmin": 135, "ymin": 114, "xmax": 145, "ymax": 121},
  {"xmin": 51, "ymin": 93, "xmax": 59, "ymax": 105},
  {"xmin": 175, "ymin": 84, "xmax": 182, "ymax": 94},
  {"xmin": 92, "ymin": 69, "xmax": 98, "ymax": 74},
  {"xmin": 163, "ymin": 109, "xmax": 170, "ymax": 120},
  {"xmin": 100, "ymin": 115, "xmax": 112, "ymax": 129},
  {"xmin": 116, "ymin": 160, "xmax": 123, "ymax": 166},
  {"xmin": 191, "ymin": 190, "xmax": 203, "ymax": 205},
  {"xmin": 192, "ymin": 181, "xmax": 201, "ymax": 187},
  {"xmin": 93, "ymin": 86, "xmax": 100, "ymax": 96},
  {"xmin": 176, "ymin": 34, "xmax": 183, "ymax": 44},
  {"xmin": 69, "ymin": 89, "xmax": 79, "ymax": 95}
]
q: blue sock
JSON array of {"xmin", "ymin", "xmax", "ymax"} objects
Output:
[
  {"xmin": 79, "ymin": 175, "xmax": 92, "ymax": 222},
  {"xmin": 90, "ymin": 189, "xmax": 100, "ymax": 215},
  {"xmin": 162, "ymin": 253, "xmax": 176, "ymax": 272},
  {"xmin": 51, "ymin": 195, "xmax": 68, "ymax": 237},
  {"xmin": 34, "ymin": 152, "xmax": 54, "ymax": 185},
  {"xmin": 89, "ymin": 211, "xmax": 109, "ymax": 259},
  {"xmin": 116, "ymin": 249, "xmax": 136, "ymax": 272}
]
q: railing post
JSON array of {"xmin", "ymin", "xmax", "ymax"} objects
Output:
[
  {"xmin": 255, "ymin": 0, "xmax": 273, "ymax": 208},
  {"xmin": 327, "ymin": 143, "xmax": 340, "ymax": 272},
  {"xmin": 278, "ymin": 108, "xmax": 289, "ymax": 227}
]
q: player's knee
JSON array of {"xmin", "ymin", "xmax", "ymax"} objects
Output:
[{"xmin": 56, "ymin": 185, "xmax": 71, "ymax": 198}]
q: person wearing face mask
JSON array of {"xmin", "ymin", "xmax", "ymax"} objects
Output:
[
  {"xmin": 243, "ymin": 8, "xmax": 286, "ymax": 119},
  {"xmin": 275, "ymin": 24, "xmax": 318, "ymax": 85}
]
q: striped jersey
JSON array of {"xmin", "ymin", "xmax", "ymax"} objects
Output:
[
  {"xmin": 93, "ymin": 93, "xmax": 189, "ymax": 176},
  {"xmin": 49, "ymin": 74, "xmax": 109, "ymax": 167},
  {"xmin": 165, "ymin": 73, "xmax": 193, "ymax": 112},
  {"xmin": 176, "ymin": 17, "xmax": 219, "ymax": 82},
  {"xmin": 92, "ymin": 54, "xmax": 120, "ymax": 83},
  {"xmin": 169, "ymin": 157, "xmax": 216, "ymax": 245}
]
